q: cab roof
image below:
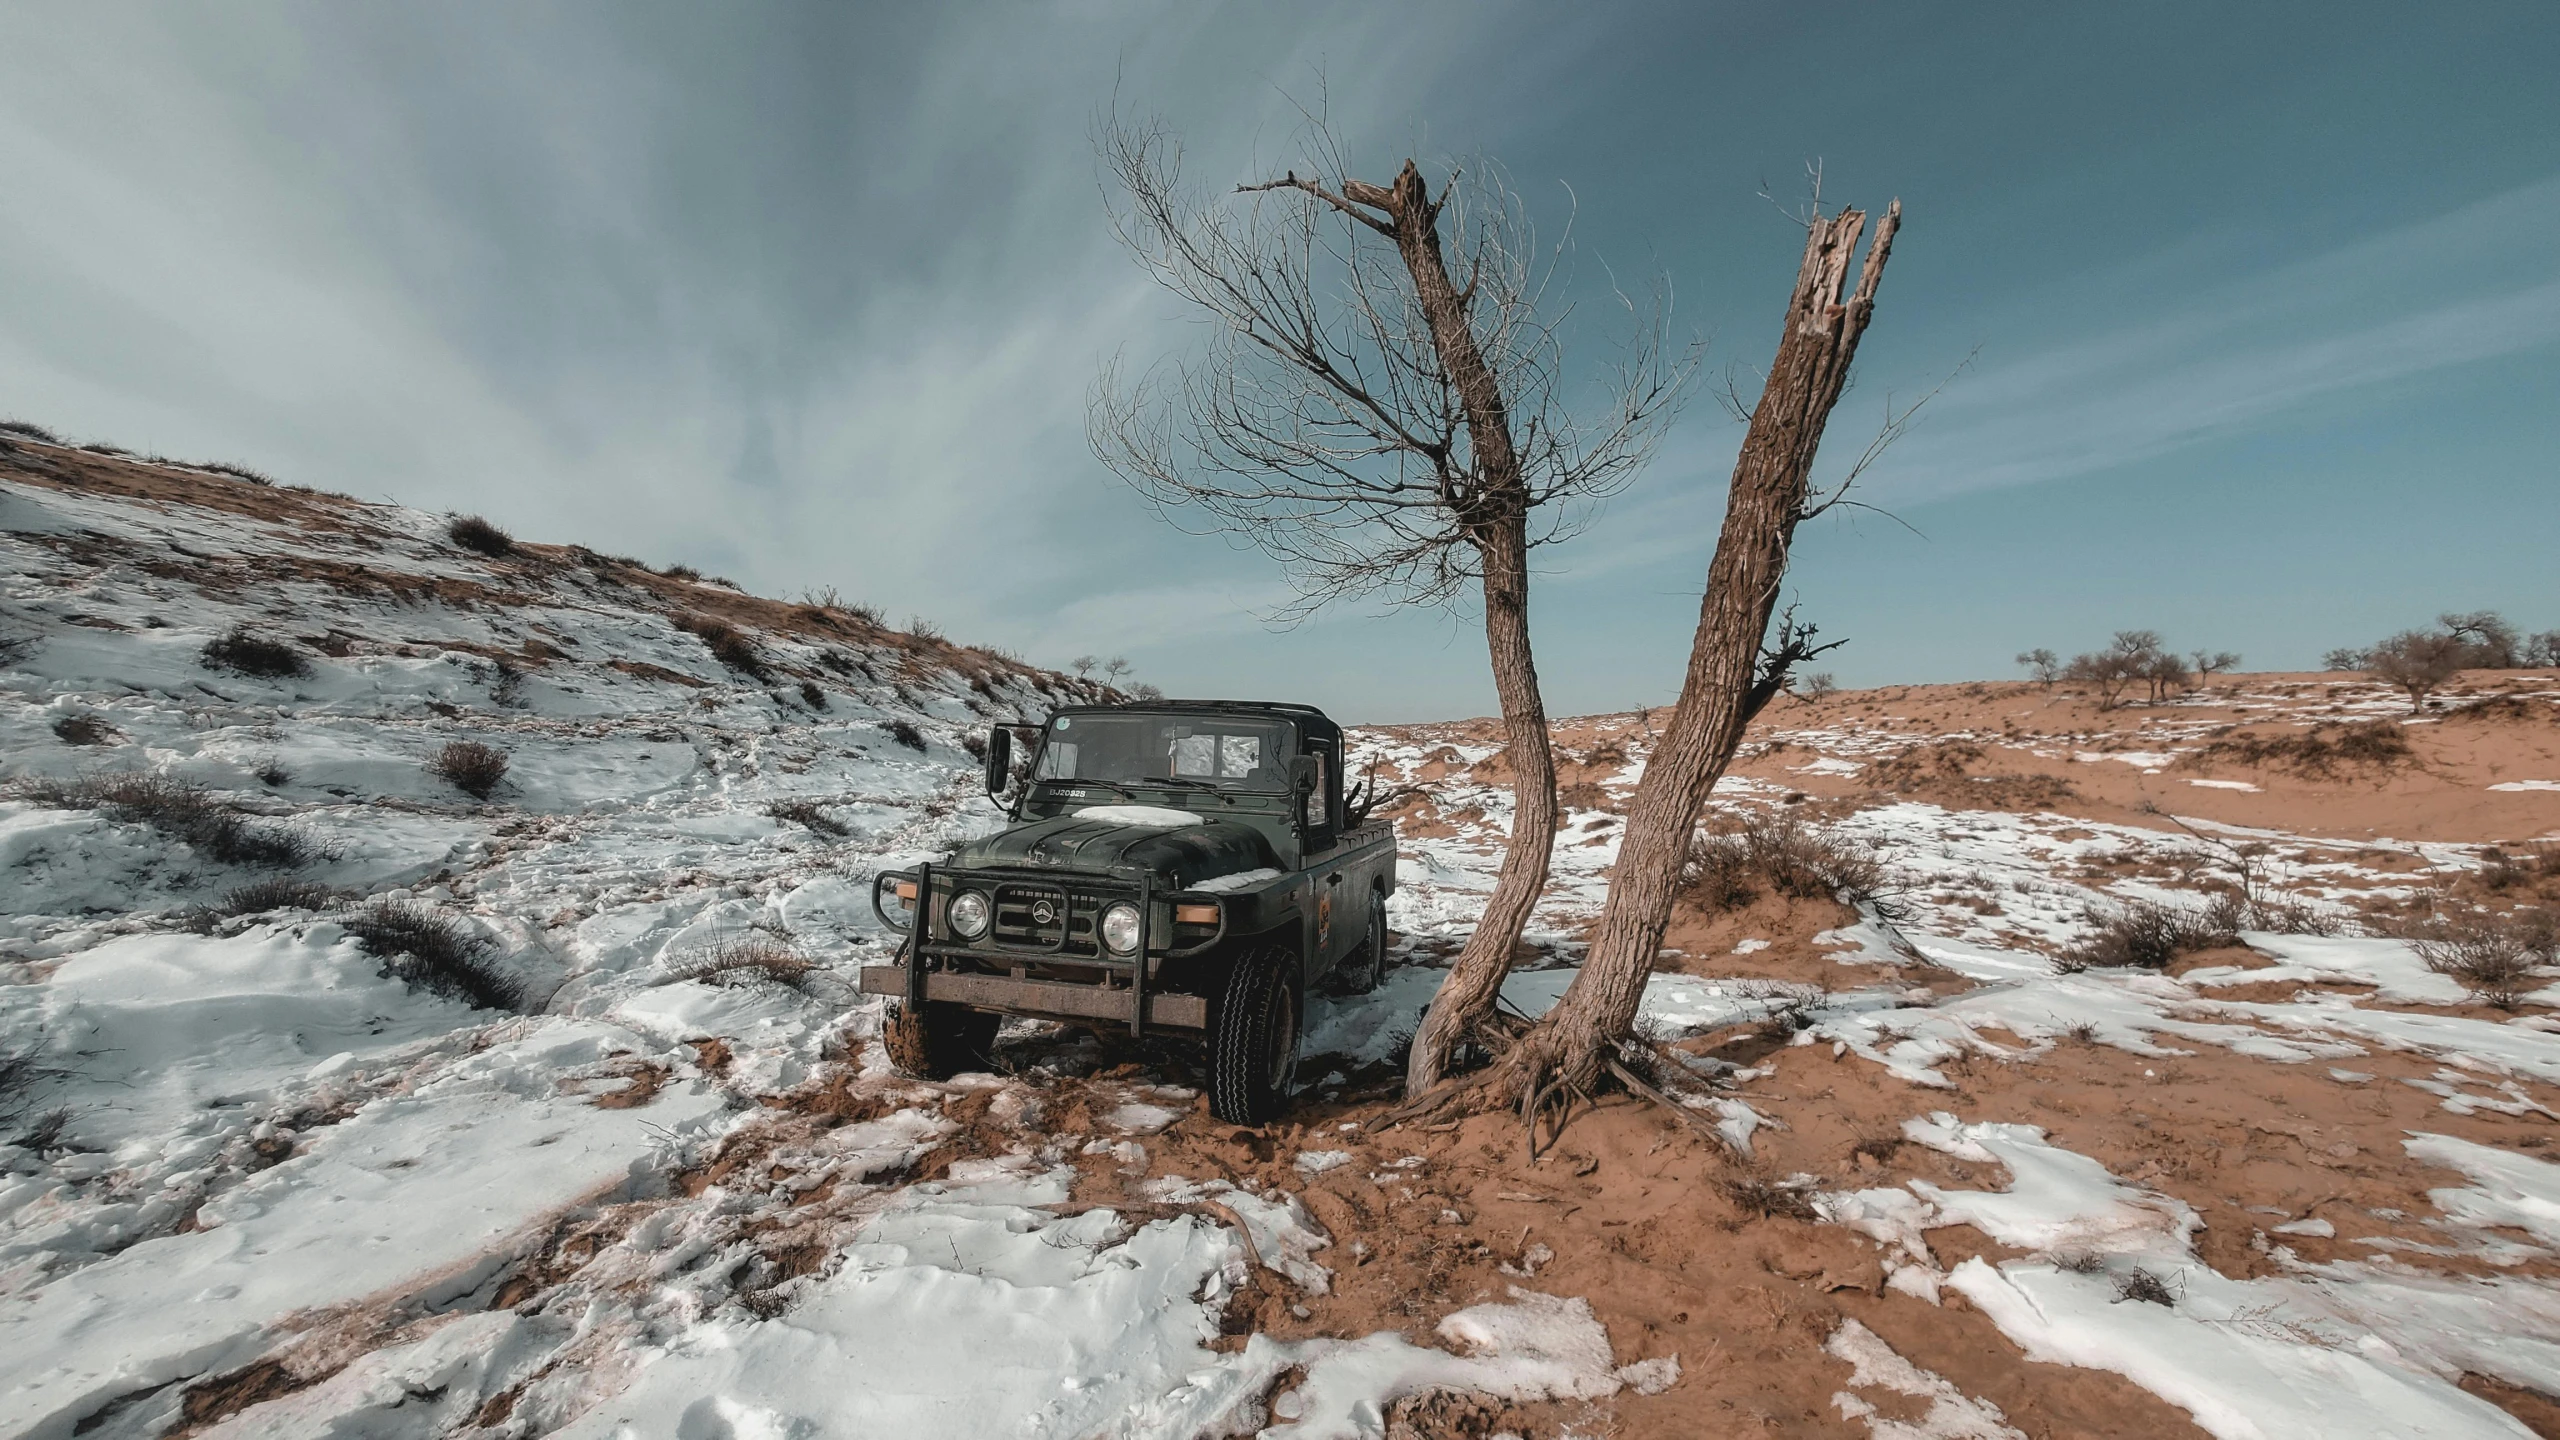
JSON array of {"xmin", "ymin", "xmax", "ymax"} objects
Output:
[{"xmin": 1047, "ymin": 699, "xmax": 1341, "ymax": 745}]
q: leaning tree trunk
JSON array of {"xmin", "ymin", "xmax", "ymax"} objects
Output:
[
  {"xmin": 1479, "ymin": 201, "xmax": 1900, "ymax": 1108},
  {"xmin": 1332, "ymin": 163, "xmax": 1562, "ymax": 1096}
]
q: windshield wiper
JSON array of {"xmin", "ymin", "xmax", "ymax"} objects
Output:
[{"xmin": 1141, "ymin": 776, "xmax": 1235, "ymax": 803}]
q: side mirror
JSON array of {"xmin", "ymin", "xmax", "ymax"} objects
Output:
[
  {"xmin": 1289, "ymin": 755, "xmax": 1319, "ymax": 795},
  {"xmin": 983, "ymin": 726, "xmax": 1013, "ymax": 797}
]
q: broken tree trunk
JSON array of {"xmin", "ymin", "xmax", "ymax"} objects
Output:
[{"xmin": 1476, "ymin": 200, "xmax": 1900, "ymax": 1108}]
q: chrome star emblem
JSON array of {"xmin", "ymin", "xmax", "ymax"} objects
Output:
[{"xmin": 1031, "ymin": 900, "xmax": 1057, "ymax": 926}]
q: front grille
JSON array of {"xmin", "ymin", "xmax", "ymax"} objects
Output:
[{"xmin": 988, "ymin": 882, "xmax": 1104, "ymax": 957}]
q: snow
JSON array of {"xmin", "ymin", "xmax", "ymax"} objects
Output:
[
  {"xmin": 2406, "ymin": 1133, "xmax": 2560, "ymax": 1248},
  {"xmin": 1072, "ymin": 804, "xmax": 1205, "ymax": 827},
  {"xmin": 1191, "ymin": 866, "xmax": 1283, "ymax": 893},
  {"xmin": 2182, "ymin": 932, "xmax": 2473, "ymax": 1007},
  {"xmin": 1826, "ymin": 1318, "xmax": 2024, "ymax": 1438},
  {"xmin": 2187, "ymin": 778, "xmax": 2262, "ymax": 792},
  {"xmin": 2490, "ymin": 780, "xmax": 2560, "ymax": 792}
]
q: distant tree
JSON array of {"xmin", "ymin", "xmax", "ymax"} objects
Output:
[
  {"xmin": 2141, "ymin": 649, "xmax": 2191, "ymax": 703},
  {"xmin": 2064, "ymin": 631, "xmax": 2172, "ymax": 709},
  {"xmin": 2527, "ymin": 631, "xmax": 2560, "ymax": 669},
  {"xmin": 2367, "ymin": 629, "xmax": 2467, "ymax": 711},
  {"xmin": 2016, "ymin": 648, "xmax": 2061, "ymax": 688},
  {"xmin": 1795, "ymin": 672, "xmax": 1839, "ymax": 704},
  {"xmin": 1102, "ymin": 657, "xmax": 1132, "ymax": 683},
  {"xmin": 2439, "ymin": 611, "xmax": 2521, "ymax": 669},
  {"xmin": 2189, "ymin": 650, "xmax": 2240, "ymax": 686},
  {"xmin": 2321, "ymin": 646, "xmax": 2369, "ymax": 671},
  {"xmin": 1071, "ymin": 655, "xmax": 1099, "ymax": 677},
  {"xmin": 1129, "ymin": 682, "xmax": 1167, "ymax": 702}
]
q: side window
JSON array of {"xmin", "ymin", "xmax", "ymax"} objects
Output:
[
  {"xmin": 1303, "ymin": 751, "xmax": 1327, "ymax": 827},
  {"xmin": 1035, "ymin": 740, "xmax": 1078, "ymax": 779}
]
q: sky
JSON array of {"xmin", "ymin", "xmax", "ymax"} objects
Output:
[{"xmin": 2, "ymin": 1, "xmax": 2554, "ymax": 724}]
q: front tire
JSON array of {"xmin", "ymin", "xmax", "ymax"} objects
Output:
[
  {"xmin": 884, "ymin": 1001, "xmax": 999, "ymax": 1079},
  {"xmin": 1208, "ymin": 946, "xmax": 1301, "ymax": 1125}
]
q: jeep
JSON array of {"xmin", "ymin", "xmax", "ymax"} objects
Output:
[{"xmin": 859, "ymin": 700, "xmax": 1395, "ymax": 1123}]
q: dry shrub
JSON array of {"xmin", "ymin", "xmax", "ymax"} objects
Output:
[
  {"xmin": 886, "ymin": 718, "xmax": 926, "ymax": 752},
  {"xmin": 344, "ymin": 901, "xmax": 526, "ymax": 1010},
  {"xmin": 766, "ymin": 798, "xmax": 850, "ymax": 838},
  {"xmin": 1869, "ymin": 739, "xmax": 1985, "ymax": 790},
  {"xmin": 429, "ymin": 740, "xmax": 509, "ymax": 799},
  {"xmin": 18, "ymin": 773, "xmax": 313, "ymax": 867},
  {"xmin": 660, "ymin": 563, "xmax": 702, "ymax": 582},
  {"xmin": 2477, "ymin": 845, "xmax": 2559, "ymax": 897},
  {"xmin": 0, "ymin": 418, "xmax": 62, "ymax": 443},
  {"xmin": 2187, "ymin": 720, "xmax": 2412, "ymax": 779},
  {"xmin": 446, "ymin": 514, "xmax": 515, "ymax": 557},
  {"xmin": 2113, "ymin": 1267, "xmax": 2180, "ymax": 1307},
  {"xmin": 670, "ymin": 937, "xmax": 816, "ymax": 992},
  {"xmin": 1557, "ymin": 781, "xmax": 1613, "ymax": 813},
  {"xmin": 201, "ymin": 627, "xmax": 311, "ymax": 680},
  {"xmin": 1720, "ymin": 1173, "xmax": 1818, "ymax": 1222},
  {"xmin": 673, "ymin": 614, "xmax": 770, "ymax": 679},
  {"xmin": 221, "ymin": 877, "xmax": 339, "ymax": 915},
  {"xmin": 2058, "ymin": 895, "xmax": 2241, "ymax": 971},
  {"xmin": 1679, "ymin": 812, "xmax": 1884, "ymax": 912},
  {"xmin": 2447, "ymin": 694, "xmax": 2558, "ymax": 724},
  {"xmin": 2412, "ymin": 912, "xmax": 2557, "ymax": 1009},
  {"xmin": 52, "ymin": 714, "xmax": 118, "ymax": 746},
  {"xmin": 798, "ymin": 679, "xmax": 827, "ymax": 711}
]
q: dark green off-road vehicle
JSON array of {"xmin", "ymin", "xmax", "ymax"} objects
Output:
[{"xmin": 859, "ymin": 700, "xmax": 1395, "ymax": 1124}]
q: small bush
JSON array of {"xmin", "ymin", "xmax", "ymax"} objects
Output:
[
  {"xmin": 446, "ymin": 514, "xmax": 515, "ymax": 557},
  {"xmin": 1678, "ymin": 812, "xmax": 1884, "ymax": 912},
  {"xmin": 428, "ymin": 740, "xmax": 509, "ymax": 799},
  {"xmin": 660, "ymin": 563, "xmax": 702, "ymax": 582},
  {"xmin": 766, "ymin": 798, "xmax": 850, "ymax": 838},
  {"xmin": 343, "ymin": 901, "xmax": 524, "ymax": 1010},
  {"xmin": 0, "ymin": 418, "xmax": 62, "ymax": 444},
  {"xmin": 2412, "ymin": 912, "xmax": 2555, "ymax": 1009},
  {"xmin": 2060, "ymin": 896, "xmax": 2239, "ymax": 971},
  {"xmin": 886, "ymin": 718, "xmax": 926, "ymax": 752},
  {"xmin": 673, "ymin": 614, "xmax": 770, "ymax": 680},
  {"xmin": 253, "ymin": 758, "xmax": 292, "ymax": 787},
  {"xmin": 198, "ymin": 461, "xmax": 275, "ymax": 487},
  {"xmin": 798, "ymin": 679, "xmax": 827, "ymax": 711},
  {"xmin": 668, "ymin": 937, "xmax": 816, "ymax": 992},
  {"xmin": 220, "ymin": 877, "xmax": 339, "ymax": 915},
  {"xmin": 18, "ymin": 773, "xmax": 313, "ymax": 868},
  {"xmin": 52, "ymin": 714, "xmax": 119, "ymax": 746},
  {"xmin": 2112, "ymin": 1268, "xmax": 2179, "ymax": 1307},
  {"xmin": 202, "ymin": 627, "xmax": 311, "ymax": 680}
]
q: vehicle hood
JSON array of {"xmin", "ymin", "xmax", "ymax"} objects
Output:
[{"xmin": 948, "ymin": 810, "xmax": 1282, "ymax": 888}]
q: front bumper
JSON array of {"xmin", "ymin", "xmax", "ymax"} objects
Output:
[{"xmin": 856, "ymin": 966, "xmax": 1208, "ymax": 1029}]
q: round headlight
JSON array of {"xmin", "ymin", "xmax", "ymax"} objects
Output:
[
  {"xmin": 948, "ymin": 889, "xmax": 992, "ymax": 940},
  {"xmin": 1099, "ymin": 902, "xmax": 1143, "ymax": 956}
]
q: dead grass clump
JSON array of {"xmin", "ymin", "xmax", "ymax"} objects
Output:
[
  {"xmin": 2113, "ymin": 1267, "xmax": 2180, "ymax": 1307},
  {"xmin": 2478, "ymin": 846, "xmax": 2559, "ymax": 897},
  {"xmin": 52, "ymin": 714, "xmax": 119, "ymax": 746},
  {"xmin": 766, "ymin": 798, "xmax": 850, "ymax": 837},
  {"xmin": 0, "ymin": 418, "xmax": 62, "ymax": 443},
  {"xmin": 17, "ymin": 773, "xmax": 314, "ymax": 867},
  {"xmin": 343, "ymin": 901, "xmax": 526, "ymax": 1010},
  {"xmin": 1557, "ymin": 781, "xmax": 1613, "ymax": 813},
  {"xmin": 2412, "ymin": 912, "xmax": 2557, "ymax": 1009},
  {"xmin": 674, "ymin": 614, "xmax": 771, "ymax": 680},
  {"xmin": 1678, "ymin": 811, "xmax": 1885, "ymax": 912},
  {"xmin": 670, "ymin": 937, "xmax": 817, "ymax": 992},
  {"xmin": 446, "ymin": 514, "xmax": 515, "ymax": 557},
  {"xmin": 798, "ymin": 679, "xmax": 827, "ymax": 711},
  {"xmin": 428, "ymin": 740, "xmax": 509, "ymax": 799},
  {"xmin": 1721, "ymin": 1173, "xmax": 1819, "ymax": 1222},
  {"xmin": 2187, "ymin": 719, "xmax": 2413, "ymax": 778},
  {"xmin": 2448, "ymin": 694, "xmax": 2557, "ymax": 724},
  {"xmin": 222, "ymin": 877, "xmax": 339, "ymax": 915},
  {"xmin": 201, "ymin": 626, "xmax": 311, "ymax": 679},
  {"xmin": 2058, "ymin": 896, "xmax": 2239, "ymax": 971},
  {"xmin": 886, "ymin": 718, "xmax": 927, "ymax": 752}
]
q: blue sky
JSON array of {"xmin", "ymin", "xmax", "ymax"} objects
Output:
[{"xmin": 2, "ymin": 2, "xmax": 2553, "ymax": 722}]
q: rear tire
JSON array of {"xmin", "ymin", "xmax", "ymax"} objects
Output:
[
  {"xmin": 1329, "ymin": 889, "xmax": 1388, "ymax": 996},
  {"xmin": 884, "ymin": 1001, "xmax": 999, "ymax": 1079},
  {"xmin": 1208, "ymin": 946, "xmax": 1301, "ymax": 1125}
]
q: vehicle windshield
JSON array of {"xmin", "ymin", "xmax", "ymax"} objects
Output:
[{"xmin": 1031, "ymin": 712, "xmax": 1294, "ymax": 792}]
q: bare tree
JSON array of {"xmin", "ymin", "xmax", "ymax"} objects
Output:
[
  {"xmin": 1455, "ymin": 197, "xmax": 1901, "ymax": 1112},
  {"xmin": 1091, "ymin": 107, "xmax": 1692, "ymax": 1092},
  {"xmin": 2016, "ymin": 648, "xmax": 2061, "ymax": 688},
  {"xmin": 2368, "ymin": 628, "xmax": 2466, "ymax": 710},
  {"xmin": 1103, "ymin": 657, "xmax": 1132, "ymax": 682},
  {"xmin": 1071, "ymin": 655, "xmax": 1099, "ymax": 677},
  {"xmin": 2065, "ymin": 631, "xmax": 2172, "ymax": 709},
  {"xmin": 1795, "ymin": 672, "xmax": 1839, "ymax": 704},
  {"xmin": 2439, "ymin": 611, "xmax": 2520, "ymax": 668},
  {"xmin": 2190, "ymin": 649, "xmax": 2240, "ymax": 686}
]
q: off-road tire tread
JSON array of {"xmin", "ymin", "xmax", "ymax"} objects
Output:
[
  {"xmin": 1208, "ymin": 946, "xmax": 1296, "ymax": 1126},
  {"xmin": 1334, "ymin": 889, "xmax": 1388, "ymax": 996}
]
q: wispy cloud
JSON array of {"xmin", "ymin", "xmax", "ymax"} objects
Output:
[{"xmin": 1859, "ymin": 174, "xmax": 2560, "ymax": 504}]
